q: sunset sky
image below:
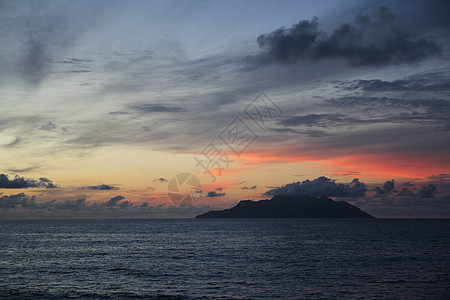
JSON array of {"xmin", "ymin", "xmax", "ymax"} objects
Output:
[{"xmin": 1, "ymin": 0, "xmax": 449, "ymax": 218}]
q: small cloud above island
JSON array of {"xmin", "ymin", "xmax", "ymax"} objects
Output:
[{"xmin": 264, "ymin": 176, "xmax": 366, "ymax": 198}]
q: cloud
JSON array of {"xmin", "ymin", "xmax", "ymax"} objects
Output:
[
  {"xmin": 256, "ymin": 6, "xmax": 440, "ymax": 66},
  {"xmin": 242, "ymin": 185, "xmax": 257, "ymax": 190},
  {"xmin": 0, "ymin": 3, "xmax": 61, "ymax": 85},
  {"xmin": 206, "ymin": 191, "xmax": 226, "ymax": 197},
  {"xmin": 257, "ymin": 16, "xmax": 322, "ymax": 63},
  {"xmin": 0, "ymin": 193, "xmax": 137, "ymax": 212},
  {"xmin": 0, "ymin": 173, "xmax": 57, "ymax": 189},
  {"xmin": 6, "ymin": 167, "xmax": 39, "ymax": 173},
  {"xmin": 0, "ymin": 193, "xmax": 86, "ymax": 211},
  {"xmin": 49, "ymin": 57, "xmax": 93, "ymax": 64},
  {"xmin": 396, "ymin": 188, "xmax": 415, "ymax": 197},
  {"xmin": 426, "ymin": 174, "xmax": 449, "ymax": 180},
  {"xmin": 131, "ymin": 103, "xmax": 186, "ymax": 113},
  {"xmin": 53, "ymin": 198, "xmax": 87, "ymax": 210},
  {"xmin": 353, "ymin": 180, "xmax": 449, "ymax": 217},
  {"xmin": 416, "ymin": 184, "xmax": 437, "ymax": 198},
  {"xmin": 259, "ymin": 177, "xmax": 449, "ymax": 217},
  {"xmin": 102, "ymin": 195, "xmax": 126, "ymax": 207},
  {"xmin": 280, "ymin": 114, "xmax": 369, "ymax": 128},
  {"xmin": 342, "ymin": 78, "xmax": 450, "ymax": 92},
  {"xmin": 0, "ymin": 193, "xmax": 36, "ymax": 209},
  {"xmin": 271, "ymin": 127, "xmax": 329, "ymax": 138},
  {"xmin": 322, "ymin": 96, "xmax": 450, "ymax": 127},
  {"xmin": 0, "ymin": 193, "xmax": 217, "ymax": 218},
  {"xmin": 264, "ymin": 176, "xmax": 366, "ymax": 198},
  {"xmin": 153, "ymin": 178, "xmax": 168, "ymax": 183},
  {"xmin": 118, "ymin": 200, "xmax": 133, "ymax": 208},
  {"xmin": 87, "ymin": 184, "xmax": 119, "ymax": 190},
  {"xmin": 100, "ymin": 195, "xmax": 136, "ymax": 209},
  {"xmin": 394, "ymin": 183, "xmax": 438, "ymax": 198},
  {"xmin": 39, "ymin": 121, "xmax": 57, "ymax": 132},
  {"xmin": 375, "ymin": 180, "xmax": 395, "ymax": 194},
  {"xmin": 354, "ymin": 194, "xmax": 450, "ymax": 218}
]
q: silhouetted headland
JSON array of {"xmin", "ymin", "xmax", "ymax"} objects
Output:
[{"xmin": 196, "ymin": 195, "xmax": 374, "ymax": 218}]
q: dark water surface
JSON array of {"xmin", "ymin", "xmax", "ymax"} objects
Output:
[{"xmin": 0, "ymin": 219, "xmax": 449, "ymax": 299}]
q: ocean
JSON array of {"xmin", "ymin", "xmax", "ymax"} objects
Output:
[{"xmin": 0, "ymin": 219, "xmax": 449, "ymax": 299}]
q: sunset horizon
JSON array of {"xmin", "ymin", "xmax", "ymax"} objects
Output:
[
  {"xmin": 1, "ymin": 1, "xmax": 450, "ymax": 299},
  {"xmin": 1, "ymin": 0, "xmax": 449, "ymax": 220}
]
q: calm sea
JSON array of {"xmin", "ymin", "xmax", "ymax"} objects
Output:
[{"xmin": 0, "ymin": 219, "xmax": 449, "ymax": 299}]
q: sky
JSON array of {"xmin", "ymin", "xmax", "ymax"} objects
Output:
[{"xmin": 0, "ymin": 0, "xmax": 449, "ymax": 218}]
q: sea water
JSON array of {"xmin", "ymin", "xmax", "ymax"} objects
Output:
[{"xmin": 0, "ymin": 219, "xmax": 449, "ymax": 299}]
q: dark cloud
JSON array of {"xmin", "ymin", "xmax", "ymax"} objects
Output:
[
  {"xmin": 0, "ymin": 193, "xmax": 86, "ymax": 211},
  {"xmin": 118, "ymin": 200, "xmax": 133, "ymax": 209},
  {"xmin": 426, "ymin": 174, "xmax": 449, "ymax": 180},
  {"xmin": 131, "ymin": 103, "xmax": 186, "ymax": 113},
  {"xmin": 99, "ymin": 195, "xmax": 135, "ymax": 209},
  {"xmin": 289, "ymin": 123, "xmax": 449, "ymax": 158},
  {"xmin": 416, "ymin": 184, "xmax": 437, "ymax": 198},
  {"xmin": 342, "ymin": 78, "xmax": 450, "ymax": 92},
  {"xmin": 38, "ymin": 121, "xmax": 69, "ymax": 135},
  {"xmin": 53, "ymin": 198, "xmax": 87, "ymax": 210},
  {"xmin": 87, "ymin": 184, "xmax": 119, "ymax": 190},
  {"xmin": 396, "ymin": 188, "xmax": 416, "ymax": 197},
  {"xmin": 280, "ymin": 114, "xmax": 337, "ymax": 127},
  {"xmin": 256, "ymin": 6, "xmax": 440, "ymax": 66},
  {"xmin": 0, "ymin": 1, "xmax": 100, "ymax": 86},
  {"xmin": 0, "ymin": 173, "xmax": 57, "ymax": 189},
  {"xmin": 401, "ymin": 182, "xmax": 415, "ymax": 187},
  {"xmin": 153, "ymin": 178, "xmax": 168, "ymax": 183},
  {"xmin": 19, "ymin": 32, "xmax": 48, "ymax": 85},
  {"xmin": 0, "ymin": 4, "xmax": 58, "ymax": 85},
  {"xmin": 257, "ymin": 16, "xmax": 323, "ymax": 63},
  {"xmin": 394, "ymin": 183, "xmax": 438, "ymax": 198},
  {"xmin": 48, "ymin": 57, "xmax": 93, "ymax": 64},
  {"xmin": 103, "ymin": 195, "xmax": 126, "ymax": 207},
  {"xmin": 59, "ymin": 70, "xmax": 91, "ymax": 73},
  {"xmin": 352, "ymin": 178, "xmax": 449, "ymax": 217},
  {"xmin": 0, "ymin": 193, "xmax": 143, "ymax": 214},
  {"xmin": 264, "ymin": 176, "xmax": 366, "ymax": 198},
  {"xmin": 0, "ymin": 193, "xmax": 36, "ymax": 209},
  {"xmin": 242, "ymin": 185, "xmax": 257, "ymax": 190},
  {"xmin": 6, "ymin": 167, "xmax": 39, "ymax": 173},
  {"xmin": 375, "ymin": 180, "xmax": 395, "ymax": 195},
  {"xmin": 354, "ymin": 193, "xmax": 450, "ymax": 217},
  {"xmin": 279, "ymin": 114, "xmax": 373, "ymax": 128},
  {"xmin": 206, "ymin": 191, "xmax": 226, "ymax": 197},
  {"xmin": 39, "ymin": 121, "xmax": 57, "ymax": 132},
  {"xmin": 323, "ymin": 97, "xmax": 450, "ymax": 126},
  {"xmin": 0, "ymin": 192, "xmax": 216, "ymax": 218},
  {"xmin": 109, "ymin": 111, "xmax": 131, "ymax": 115},
  {"xmin": 271, "ymin": 127, "xmax": 329, "ymax": 138},
  {"xmin": 279, "ymin": 94, "xmax": 450, "ymax": 135}
]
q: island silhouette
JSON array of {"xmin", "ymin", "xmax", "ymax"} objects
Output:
[{"xmin": 196, "ymin": 195, "xmax": 374, "ymax": 218}]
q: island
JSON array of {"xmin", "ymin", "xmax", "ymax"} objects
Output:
[{"xmin": 195, "ymin": 195, "xmax": 374, "ymax": 218}]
